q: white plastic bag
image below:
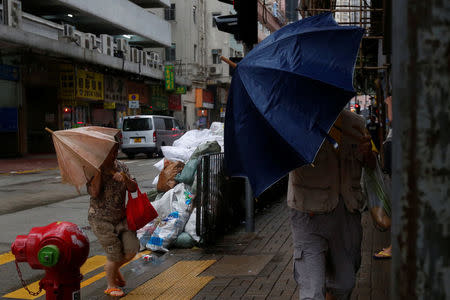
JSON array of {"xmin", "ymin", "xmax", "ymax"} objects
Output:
[
  {"xmin": 161, "ymin": 146, "xmax": 191, "ymax": 162},
  {"xmin": 152, "ymin": 175, "xmax": 159, "ymax": 186},
  {"xmin": 210, "ymin": 122, "xmax": 224, "ymax": 136},
  {"xmin": 151, "ymin": 188, "xmax": 175, "ymax": 219},
  {"xmin": 154, "ymin": 159, "xmax": 165, "ymax": 171},
  {"xmin": 147, "ymin": 184, "xmax": 194, "ymax": 252},
  {"xmin": 184, "ymin": 208, "xmax": 200, "ymax": 242},
  {"xmin": 136, "ymin": 219, "xmax": 159, "ymax": 251}
]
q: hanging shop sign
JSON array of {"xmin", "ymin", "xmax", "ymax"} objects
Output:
[
  {"xmin": 175, "ymin": 86, "xmax": 186, "ymax": 94},
  {"xmin": 164, "ymin": 65, "xmax": 175, "ymax": 91},
  {"xmin": 128, "ymin": 94, "xmax": 140, "ymax": 101},
  {"xmin": 104, "ymin": 75, "xmax": 127, "ymax": 104},
  {"xmin": 0, "ymin": 64, "xmax": 19, "ymax": 81},
  {"xmin": 127, "ymin": 81, "xmax": 149, "ymax": 104},
  {"xmin": 76, "ymin": 69, "xmax": 104, "ymax": 100},
  {"xmin": 151, "ymin": 85, "xmax": 168, "ymax": 111},
  {"xmin": 129, "ymin": 100, "xmax": 139, "ymax": 109},
  {"xmin": 168, "ymin": 94, "xmax": 182, "ymax": 111},
  {"xmin": 104, "ymin": 102, "xmax": 116, "ymax": 109},
  {"xmin": 195, "ymin": 88, "xmax": 214, "ymax": 109}
]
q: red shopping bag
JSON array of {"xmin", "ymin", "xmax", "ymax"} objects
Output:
[{"xmin": 126, "ymin": 187, "xmax": 158, "ymax": 231}]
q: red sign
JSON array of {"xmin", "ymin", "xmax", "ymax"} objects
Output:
[
  {"xmin": 126, "ymin": 81, "xmax": 149, "ymax": 104},
  {"xmin": 168, "ymin": 94, "xmax": 181, "ymax": 111}
]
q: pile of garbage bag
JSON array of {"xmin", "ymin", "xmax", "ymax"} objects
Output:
[{"xmin": 137, "ymin": 123, "xmax": 224, "ymax": 252}]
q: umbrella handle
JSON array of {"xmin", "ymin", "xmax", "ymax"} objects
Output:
[
  {"xmin": 220, "ymin": 56, "xmax": 237, "ymax": 69},
  {"xmin": 45, "ymin": 127, "xmax": 54, "ymax": 134}
]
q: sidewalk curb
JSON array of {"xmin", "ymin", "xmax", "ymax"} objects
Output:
[{"xmin": 0, "ymin": 167, "xmax": 59, "ymax": 176}]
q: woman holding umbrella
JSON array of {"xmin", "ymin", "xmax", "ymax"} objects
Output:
[
  {"xmin": 86, "ymin": 141, "xmax": 139, "ymax": 297},
  {"xmin": 47, "ymin": 126, "xmax": 139, "ymax": 297}
]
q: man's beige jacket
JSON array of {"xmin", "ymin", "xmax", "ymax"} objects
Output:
[{"xmin": 287, "ymin": 110, "xmax": 366, "ymax": 213}]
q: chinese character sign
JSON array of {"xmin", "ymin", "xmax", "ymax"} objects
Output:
[
  {"xmin": 164, "ymin": 65, "xmax": 175, "ymax": 91},
  {"xmin": 76, "ymin": 69, "xmax": 104, "ymax": 100}
]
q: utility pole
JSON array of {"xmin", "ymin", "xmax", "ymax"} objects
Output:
[{"xmin": 391, "ymin": 1, "xmax": 450, "ymax": 299}]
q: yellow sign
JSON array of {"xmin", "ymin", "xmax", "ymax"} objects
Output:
[
  {"xmin": 164, "ymin": 65, "xmax": 175, "ymax": 91},
  {"xmin": 76, "ymin": 69, "xmax": 104, "ymax": 100},
  {"xmin": 104, "ymin": 102, "xmax": 116, "ymax": 109},
  {"xmin": 128, "ymin": 94, "xmax": 140, "ymax": 101}
]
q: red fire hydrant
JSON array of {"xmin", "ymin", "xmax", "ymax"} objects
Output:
[{"xmin": 11, "ymin": 221, "xmax": 89, "ymax": 300}]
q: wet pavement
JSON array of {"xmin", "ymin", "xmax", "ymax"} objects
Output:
[{"xmin": 0, "ymin": 156, "xmax": 390, "ymax": 299}]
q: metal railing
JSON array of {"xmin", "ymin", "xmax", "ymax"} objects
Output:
[{"xmin": 195, "ymin": 153, "xmax": 245, "ymax": 244}]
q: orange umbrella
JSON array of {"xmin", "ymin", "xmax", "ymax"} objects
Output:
[{"xmin": 45, "ymin": 126, "xmax": 120, "ymax": 192}]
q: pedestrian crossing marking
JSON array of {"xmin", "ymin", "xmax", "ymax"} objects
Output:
[
  {"xmin": 3, "ymin": 251, "xmax": 149, "ymax": 299},
  {"xmin": 0, "ymin": 252, "xmax": 15, "ymax": 266},
  {"xmin": 123, "ymin": 260, "xmax": 216, "ymax": 300}
]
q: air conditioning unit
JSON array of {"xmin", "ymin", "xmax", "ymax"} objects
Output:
[
  {"xmin": 63, "ymin": 24, "xmax": 75, "ymax": 39},
  {"xmin": 116, "ymin": 38, "xmax": 129, "ymax": 53},
  {"xmin": 131, "ymin": 48, "xmax": 141, "ymax": 63},
  {"xmin": 141, "ymin": 51, "xmax": 150, "ymax": 67},
  {"xmin": 100, "ymin": 34, "xmax": 114, "ymax": 56},
  {"xmin": 82, "ymin": 33, "xmax": 96, "ymax": 50},
  {"xmin": 209, "ymin": 65, "xmax": 223, "ymax": 75},
  {"xmin": 148, "ymin": 52, "xmax": 156, "ymax": 68},
  {"xmin": 5, "ymin": 0, "xmax": 22, "ymax": 28}
]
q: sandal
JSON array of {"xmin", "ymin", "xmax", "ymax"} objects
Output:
[
  {"xmin": 116, "ymin": 279, "xmax": 126, "ymax": 287},
  {"xmin": 373, "ymin": 249, "xmax": 392, "ymax": 259},
  {"xmin": 104, "ymin": 288, "xmax": 125, "ymax": 297}
]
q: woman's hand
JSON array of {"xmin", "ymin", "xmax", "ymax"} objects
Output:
[
  {"xmin": 112, "ymin": 172, "xmax": 125, "ymax": 182},
  {"xmin": 113, "ymin": 171, "xmax": 138, "ymax": 192}
]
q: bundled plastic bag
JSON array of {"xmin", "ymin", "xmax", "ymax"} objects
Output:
[
  {"xmin": 175, "ymin": 158, "xmax": 199, "ymax": 186},
  {"xmin": 157, "ymin": 160, "xmax": 185, "ymax": 192},
  {"xmin": 362, "ymin": 161, "xmax": 392, "ymax": 231},
  {"xmin": 136, "ymin": 219, "xmax": 160, "ymax": 251},
  {"xmin": 190, "ymin": 141, "xmax": 221, "ymax": 159},
  {"xmin": 175, "ymin": 141, "xmax": 221, "ymax": 185},
  {"xmin": 154, "ymin": 159, "xmax": 165, "ymax": 171},
  {"xmin": 147, "ymin": 184, "xmax": 194, "ymax": 252},
  {"xmin": 151, "ymin": 188, "xmax": 176, "ymax": 219},
  {"xmin": 184, "ymin": 207, "xmax": 200, "ymax": 242},
  {"xmin": 161, "ymin": 146, "xmax": 192, "ymax": 162}
]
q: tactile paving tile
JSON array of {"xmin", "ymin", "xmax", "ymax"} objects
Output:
[{"xmin": 123, "ymin": 260, "xmax": 216, "ymax": 300}]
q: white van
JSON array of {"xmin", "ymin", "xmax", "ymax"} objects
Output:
[{"xmin": 121, "ymin": 115, "xmax": 185, "ymax": 158}]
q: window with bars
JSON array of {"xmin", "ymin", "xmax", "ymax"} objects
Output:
[
  {"xmin": 164, "ymin": 4, "xmax": 175, "ymax": 20},
  {"xmin": 165, "ymin": 43, "xmax": 176, "ymax": 62}
]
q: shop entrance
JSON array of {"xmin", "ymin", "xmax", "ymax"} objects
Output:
[{"xmin": 26, "ymin": 87, "xmax": 58, "ymax": 153}]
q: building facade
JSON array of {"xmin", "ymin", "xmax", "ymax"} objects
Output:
[{"xmin": 0, "ymin": 0, "xmax": 190, "ymax": 157}]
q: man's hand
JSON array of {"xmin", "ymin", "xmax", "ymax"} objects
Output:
[{"xmin": 358, "ymin": 135, "xmax": 376, "ymax": 168}]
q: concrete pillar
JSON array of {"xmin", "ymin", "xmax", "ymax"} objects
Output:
[{"xmin": 391, "ymin": 1, "xmax": 450, "ymax": 299}]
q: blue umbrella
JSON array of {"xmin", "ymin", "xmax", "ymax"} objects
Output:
[{"xmin": 224, "ymin": 13, "xmax": 364, "ymax": 197}]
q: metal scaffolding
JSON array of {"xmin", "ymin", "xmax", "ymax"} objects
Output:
[{"xmin": 299, "ymin": 0, "xmax": 387, "ymax": 71}]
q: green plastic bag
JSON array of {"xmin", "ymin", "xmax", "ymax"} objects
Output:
[
  {"xmin": 175, "ymin": 158, "xmax": 199, "ymax": 185},
  {"xmin": 175, "ymin": 141, "xmax": 221, "ymax": 185}
]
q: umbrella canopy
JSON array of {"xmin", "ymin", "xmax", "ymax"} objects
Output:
[
  {"xmin": 224, "ymin": 13, "xmax": 364, "ymax": 197},
  {"xmin": 47, "ymin": 126, "xmax": 120, "ymax": 192}
]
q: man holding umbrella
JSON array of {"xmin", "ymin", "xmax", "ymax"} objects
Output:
[
  {"xmin": 223, "ymin": 12, "xmax": 372, "ymax": 300},
  {"xmin": 288, "ymin": 110, "xmax": 375, "ymax": 300}
]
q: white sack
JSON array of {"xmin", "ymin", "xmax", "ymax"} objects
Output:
[
  {"xmin": 147, "ymin": 184, "xmax": 193, "ymax": 252},
  {"xmin": 184, "ymin": 208, "xmax": 200, "ymax": 242},
  {"xmin": 161, "ymin": 146, "xmax": 191, "ymax": 163},
  {"xmin": 154, "ymin": 159, "xmax": 165, "ymax": 171}
]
